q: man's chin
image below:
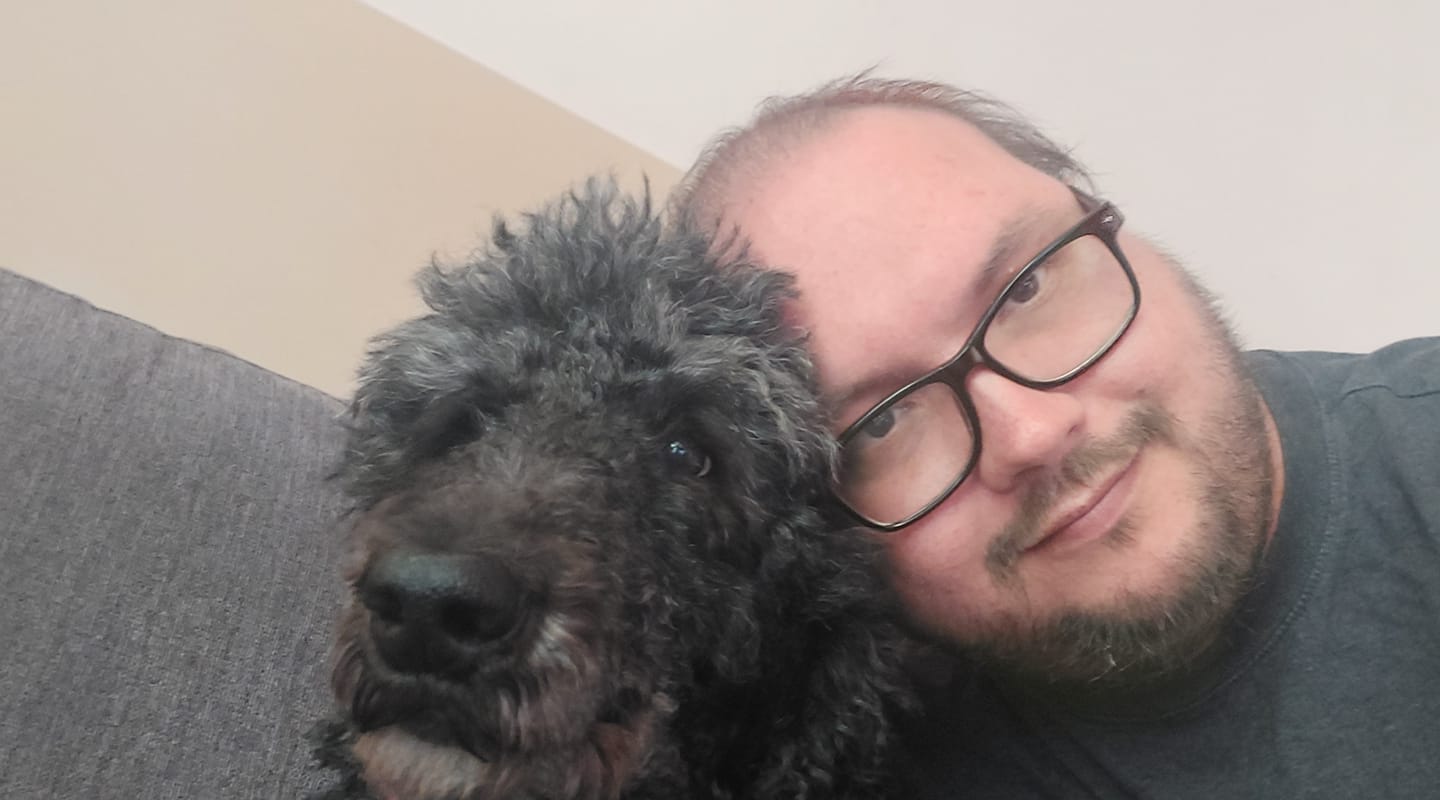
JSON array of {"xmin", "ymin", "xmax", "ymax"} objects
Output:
[
  {"xmin": 968, "ymin": 600, "xmax": 1232, "ymax": 691},
  {"xmin": 955, "ymin": 538, "xmax": 1261, "ymax": 691}
]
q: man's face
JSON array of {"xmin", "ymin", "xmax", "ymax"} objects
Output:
[{"xmin": 715, "ymin": 107, "xmax": 1279, "ymax": 686}]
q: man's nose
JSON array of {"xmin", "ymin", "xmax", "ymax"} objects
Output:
[{"xmin": 964, "ymin": 367, "xmax": 1084, "ymax": 492}]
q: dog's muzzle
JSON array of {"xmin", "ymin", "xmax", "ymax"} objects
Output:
[{"xmin": 357, "ymin": 550, "xmax": 522, "ymax": 677}]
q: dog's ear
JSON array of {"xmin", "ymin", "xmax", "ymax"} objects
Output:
[
  {"xmin": 750, "ymin": 617, "xmax": 915, "ymax": 798},
  {"xmin": 668, "ymin": 248, "xmax": 800, "ymax": 344}
]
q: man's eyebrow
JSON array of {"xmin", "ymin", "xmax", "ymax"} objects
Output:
[
  {"xmin": 831, "ymin": 208, "xmax": 1052, "ymax": 423},
  {"xmin": 833, "ymin": 366, "xmax": 926, "ymax": 429},
  {"xmin": 964, "ymin": 210, "xmax": 1047, "ymax": 304}
]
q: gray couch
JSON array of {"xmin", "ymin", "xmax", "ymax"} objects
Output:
[{"xmin": 1, "ymin": 267, "xmax": 349, "ymax": 797}]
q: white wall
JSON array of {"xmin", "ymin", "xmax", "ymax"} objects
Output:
[{"xmin": 363, "ymin": 0, "xmax": 1440, "ymax": 355}]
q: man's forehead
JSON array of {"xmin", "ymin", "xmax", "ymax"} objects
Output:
[
  {"xmin": 778, "ymin": 105, "xmax": 1027, "ymax": 188},
  {"xmin": 730, "ymin": 107, "xmax": 1066, "ymax": 295},
  {"xmin": 718, "ymin": 105, "xmax": 1072, "ymax": 415},
  {"xmin": 731, "ymin": 108, "xmax": 1053, "ymax": 246}
]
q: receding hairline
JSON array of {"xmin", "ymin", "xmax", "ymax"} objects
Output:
[
  {"xmin": 667, "ymin": 73, "xmax": 1092, "ymax": 234},
  {"xmin": 667, "ymin": 102, "xmax": 855, "ymax": 230}
]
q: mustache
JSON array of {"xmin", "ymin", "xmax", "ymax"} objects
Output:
[{"xmin": 986, "ymin": 403, "xmax": 1174, "ymax": 577}]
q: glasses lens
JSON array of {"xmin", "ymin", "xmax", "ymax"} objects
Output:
[
  {"xmin": 838, "ymin": 381, "xmax": 975, "ymax": 526},
  {"xmin": 983, "ymin": 233, "xmax": 1135, "ymax": 383}
]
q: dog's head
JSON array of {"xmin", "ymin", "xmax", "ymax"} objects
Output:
[{"xmin": 320, "ymin": 180, "xmax": 884, "ymax": 799}]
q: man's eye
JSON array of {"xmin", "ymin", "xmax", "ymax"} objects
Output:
[
  {"xmin": 860, "ymin": 408, "xmax": 897, "ymax": 440},
  {"xmin": 1006, "ymin": 269, "xmax": 1043, "ymax": 305}
]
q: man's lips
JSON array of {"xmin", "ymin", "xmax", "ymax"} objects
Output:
[{"xmin": 1024, "ymin": 451, "xmax": 1140, "ymax": 554}]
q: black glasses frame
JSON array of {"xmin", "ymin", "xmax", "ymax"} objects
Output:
[{"xmin": 836, "ymin": 188, "xmax": 1142, "ymax": 531}]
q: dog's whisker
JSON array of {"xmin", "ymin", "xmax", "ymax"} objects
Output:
[{"xmin": 526, "ymin": 610, "xmax": 588, "ymax": 675}]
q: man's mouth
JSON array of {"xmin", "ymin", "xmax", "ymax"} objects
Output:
[{"xmin": 1024, "ymin": 450, "xmax": 1141, "ymax": 555}]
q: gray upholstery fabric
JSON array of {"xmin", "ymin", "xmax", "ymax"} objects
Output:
[{"xmin": 0, "ymin": 268, "xmax": 350, "ymax": 798}]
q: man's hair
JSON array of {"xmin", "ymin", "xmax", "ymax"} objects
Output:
[{"xmin": 668, "ymin": 71, "xmax": 1093, "ymax": 228}]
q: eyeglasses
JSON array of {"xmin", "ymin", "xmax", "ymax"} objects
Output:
[{"xmin": 835, "ymin": 188, "xmax": 1141, "ymax": 531}]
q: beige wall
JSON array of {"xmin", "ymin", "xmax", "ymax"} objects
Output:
[{"xmin": 0, "ymin": 0, "xmax": 680, "ymax": 398}]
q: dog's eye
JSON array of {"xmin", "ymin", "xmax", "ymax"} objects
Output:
[
  {"xmin": 412, "ymin": 395, "xmax": 484, "ymax": 459},
  {"xmin": 663, "ymin": 439, "xmax": 713, "ymax": 478}
]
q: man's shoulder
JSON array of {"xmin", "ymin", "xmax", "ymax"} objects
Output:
[
  {"xmin": 1249, "ymin": 335, "xmax": 1440, "ymax": 440},
  {"xmin": 1327, "ymin": 336, "xmax": 1440, "ymax": 399},
  {"xmin": 1250, "ymin": 336, "xmax": 1440, "ymax": 391},
  {"xmin": 1254, "ymin": 337, "xmax": 1440, "ymax": 541}
]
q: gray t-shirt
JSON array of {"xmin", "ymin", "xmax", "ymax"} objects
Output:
[{"xmin": 897, "ymin": 337, "xmax": 1440, "ymax": 799}]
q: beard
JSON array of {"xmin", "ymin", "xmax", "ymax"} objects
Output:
[{"xmin": 935, "ymin": 266, "xmax": 1276, "ymax": 692}]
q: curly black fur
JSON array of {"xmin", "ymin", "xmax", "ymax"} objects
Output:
[{"xmin": 309, "ymin": 178, "xmax": 911, "ymax": 799}]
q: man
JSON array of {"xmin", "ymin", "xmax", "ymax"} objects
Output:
[{"xmin": 670, "ymin": 75, "xmax": 1440, "ymax": 797}]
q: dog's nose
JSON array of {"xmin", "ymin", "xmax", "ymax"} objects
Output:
[{"xmin": 358, "ymin": 551, "xmax": 521, "ymax": 676}]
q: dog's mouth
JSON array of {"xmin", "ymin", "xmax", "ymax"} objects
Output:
[
  {"xmin": 363, "ymin": 701, "xmax": 502, "ymax": 764},
  {"xmin": 327, "ymin": 537, "xmax": 675, "ymax": 798},
  {"xmin": 347, "ymin": 675, "xmax": 652, "ymax": 752},
  {"xmin": 337, "ymin": 676, "xmax": 667, "ymax": 800},
  {"xmin": 331, "ymin": 610, "xmax": 669, "ymax": 798}
]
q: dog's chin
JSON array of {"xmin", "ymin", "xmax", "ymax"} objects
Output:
[
  {"xmin": 333, "ymin": 611, "xmax": 678, "ymax": 798},
  {"xmin": 353, "ymin": 726, "xmax": 487, "ymax": 800},
  {"xmin": 350, "ymin": 715, "xmax": 664, "ymax": 800},
  {"xmin": 390, "ymin": 711, "xmax": 500, "ymax": 762},
  {"xmin": 342, "ymin": 687, "xmax": 672, "ymax": 800}
]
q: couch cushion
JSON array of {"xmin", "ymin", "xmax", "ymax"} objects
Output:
[{"xmin": 0, "ymin": 268, "xmax": 350, "ymax": 798}]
